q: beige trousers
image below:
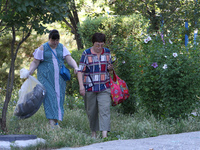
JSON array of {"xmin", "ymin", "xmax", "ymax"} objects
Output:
[{"xmin": 84, "ymin": 88, "xmax": 111, "ymax": 132}]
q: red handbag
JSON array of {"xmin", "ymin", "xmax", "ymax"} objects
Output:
[{"xmin": 110, "ymin": 70, "xmax": 130, "ymax": 106}]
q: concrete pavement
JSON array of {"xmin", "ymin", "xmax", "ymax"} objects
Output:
[
  {"xmin": 0, "ymin": 131, "xmax": 200, "ymax": 150},
  {"xmin": 57, "ymin": 131, "xmax": 200, "ymax": 150}
]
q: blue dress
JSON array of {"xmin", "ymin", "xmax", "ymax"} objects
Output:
[{"xmin": 36, "ymin": 42, "xmax": 66, "ymax": 121}]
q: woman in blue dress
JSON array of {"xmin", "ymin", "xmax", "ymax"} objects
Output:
[{"xmin": 28, "ymin": 29, "xmax": 78, "ymax": 127}]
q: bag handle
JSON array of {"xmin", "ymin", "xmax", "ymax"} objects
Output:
[
  {"xmin": 110, "ymin": 70, "xmax": 117, "ymax": 82},
  {"xmin": 47, "ymin": 42, "xmax": 62, "ymax": 66},
  {"xmin": 86, "ymin": 66, "xmax": 94, "ymax": 89}
]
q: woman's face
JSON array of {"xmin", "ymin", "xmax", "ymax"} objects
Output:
[
  {"xmin": 93, "ymin": 42, "xmax": 104, "ymax": 53},
  {"xmin": 49, "ymin": 38, "xmax": 59, "ymax": 49}
]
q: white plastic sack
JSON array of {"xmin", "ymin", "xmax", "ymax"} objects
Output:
[
  {"xmin": 14, "ymin": 68, "xmax": 46, "ymax": 119},
  {"xmin": 20, "ymin": 68, "xmax": 30, "ymax": 79}
]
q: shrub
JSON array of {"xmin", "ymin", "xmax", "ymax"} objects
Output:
[
  {"xmin": 78, "ymin": 14, "xmax": 148, "ymax": 49},
  {"xmin": 136, "ymin": 34, "xmax": 200, "ymax": 119}
]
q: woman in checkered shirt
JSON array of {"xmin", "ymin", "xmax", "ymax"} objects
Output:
[{"xmin": 77, "ymin": 33, "xmax": 113, "ymax": 138}]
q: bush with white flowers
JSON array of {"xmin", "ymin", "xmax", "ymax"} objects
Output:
[{"xmin": 135, "ymin": 34, "xmax": 200, "ymax": 119}]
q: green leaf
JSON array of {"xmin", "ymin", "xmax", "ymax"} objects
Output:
[
  {"xmin": 145, "ymin": 88, "xmax": 150, "ymax": 92},
  {"xmin": 22, "ymin": 5, "xmax": 27, "ymax": 12},
  {"xmin": 17, "ymin": 7, "xmax": 22, "ymax": 12},
  {"xmin": 54, "ymin": 8, "xmax": 59, "ymax": 13},
  {"xmin": 25, "ymin": 1, "xmax": 29, "ymax": 6}
]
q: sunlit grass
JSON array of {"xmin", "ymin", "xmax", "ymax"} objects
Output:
[{"xmin": 1, "ymin": 90, "xmax": 200, "ymax": 149}]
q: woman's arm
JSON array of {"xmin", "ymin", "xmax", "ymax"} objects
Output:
[
  {"xmin": 77, "ymin": 72, "xmax": 85, "ymax": 96},
  {"xmin": 28, "ymin": 45, "xmax": 44, "ymax": 75},
  {"xmin": 65, "ymin": 55, "xmax": 79, "ymax": 73},
  {"xmin": 29, "ymin": 58, "xmax": 40, "ymax": 75}
]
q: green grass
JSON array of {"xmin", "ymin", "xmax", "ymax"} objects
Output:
[{"xmin": 1, "ymin": 95, "xmax": 200, "ymax": 150}]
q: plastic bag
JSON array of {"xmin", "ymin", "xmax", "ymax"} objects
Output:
[
  {"xmin": 14, "ymin": 68, "xmax": 46, "ymax": 119},
  {"xmin": 20, "ymin": 68, "xmax": 30, "ymax": 79}
]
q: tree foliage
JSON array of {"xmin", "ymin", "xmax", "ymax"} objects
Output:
[
  {"xmin": 109, "ymin": 0, "xmax": 199, "ymax": 40},
  {"xmin": 0, "ymin": 0, "xmax": 69, "ymax": 34}
]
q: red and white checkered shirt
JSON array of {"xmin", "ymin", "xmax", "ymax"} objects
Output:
[{"xmin": 78, "ymin": 48, "xmax": 112, "ymax": 92}]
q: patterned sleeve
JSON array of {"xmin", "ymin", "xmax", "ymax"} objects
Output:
[
  {"xmin": 78, "ymin": 51, "xmax": 87, "ymax": 72},
  {"xmin": 105, "ymin": 48, "xmax": 112, "ymax": 63},
  {"xmin": 33, "ymin": 48, "xmax": 44, "ymax": 60},
  {"xmin": 63, "ymin": 46, "xmax": 71, "ymax": 58}
]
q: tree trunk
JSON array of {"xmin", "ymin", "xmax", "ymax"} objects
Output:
[
  {"xmin": 1, "ymin": 27, "xmax": 31, "ymax": 131},
  {"xmin": 63, "ymin": 0, "xmax": 83, "ymax": 50},
  {"xmin": 1, "ymin": 27, "xmax": 16, "ymax": 132},
  {"xmin": 63, "ymin": 16, "xmax": 84, "ymax": 50},
  {"xmin": 68, "ymin": 11, "xmax": 83, "ymax": 50},
  {"xmin": 71, "ymin": 0, "xmax": 83, "ymax": 50},
  {"xmin": 74, "ymin": 30, "xmax": 83, "ymax": 50},
  {"xmin": 1, "ymin": 64, "xmax": 14, "ymax": 131}
]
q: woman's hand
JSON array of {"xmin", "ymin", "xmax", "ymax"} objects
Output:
[
  {"xmin": 74, "ymin": 67, "xmax": 79, "ymax": 74},
  {"xmin": 77, "ymin": 72, "xmax": 85, "ymax": 96},
  {"xmin": 20, "ymin": 68, "xmax": 30, "ymax": 79},
  {"xmin": 108, "ymin": 63, "xmax": 114, "ymax": 71},
  {"xmin": 79, "ymin": 86, "xmax": 85, "ymax": 96}
]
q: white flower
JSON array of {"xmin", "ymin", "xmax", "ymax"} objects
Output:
[
  {"xmin": 146, "ymin": 36, "xmax": 152, "ymax": 41},
  {"xmin": 169, "ymin": 39, "xmax": 173, "ymax": 44},
  {"xmin": 173, "ymin": 53, "xmax": 178, "ymax": 57},
  {"xmin": 144, "ymin": 38, "xmax": 148, "ymax": 43},
  {"xmin": 165, "ymin": 56, "xmax": 167, "ymax": 58},
  {"xmin": 194, "ymin": 29, "xmax": 198, "ymax": 34},
  {"xmin": 140, "ymin": 32, "xmax": 143, "ymax": 36},
  {"xmin": 122, "ymin": 60, "xmax": 126, "ymax": 64},
  {"xmin": 163, "ymin": 64, "xmax": 168, "ymax": 69}
]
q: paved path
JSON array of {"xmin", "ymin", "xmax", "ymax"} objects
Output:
[
  {"xmin": 57, "ymin": 131, "xmax": 200, "ymax": 150},
  {"xmin": 1, "ymin": 131, "xmax": 200, "ymax": 150}
]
